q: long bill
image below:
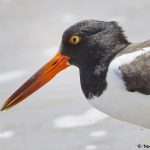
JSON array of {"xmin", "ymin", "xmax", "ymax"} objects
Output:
[{"xmin": 1, "ymin": 52, "xmax": 70, "ymax": 111}]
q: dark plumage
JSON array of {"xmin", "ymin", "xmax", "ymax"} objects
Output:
[
  {"xmin": 61, "ymin": 20, "xmax": 130, "ymax": 98},
  {"xmin": 120, "ymin": 43, "xmax": 150, "ymax": 95}
]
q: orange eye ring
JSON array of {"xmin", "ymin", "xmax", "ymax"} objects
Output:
[{"xmin": 69, "ymin": 34, "xmax": 81, "ymax": 45}]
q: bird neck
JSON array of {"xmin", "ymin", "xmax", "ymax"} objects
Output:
[
  {"xmin": 79, "ymin": 59, "xmax": 108, "ymax": 99},
  {"xmin": 79, "ymin": 43, "xmax": 129, "ymax": 99}
]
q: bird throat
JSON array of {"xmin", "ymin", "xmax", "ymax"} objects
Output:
[
  {"xmin": 79, "ymin": 60, "xmax": 108, "ymax": 99},
  {"xmin": 79, "ymin": 44, "xmax": 129, "ymax": 100}
]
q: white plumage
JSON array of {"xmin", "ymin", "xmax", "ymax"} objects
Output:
[{"xmin": 90, "ymin": 47, "xmax": 150, "ymax": 128}]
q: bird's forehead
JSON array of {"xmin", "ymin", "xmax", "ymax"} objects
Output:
[{"xmin": 62, "ymin": 20, "xmax": 106, "ymax": 38}]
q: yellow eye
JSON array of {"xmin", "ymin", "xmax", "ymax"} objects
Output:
[{"xmin": 69, "ymin": 34, "xmax": 81, "ymax": 45}]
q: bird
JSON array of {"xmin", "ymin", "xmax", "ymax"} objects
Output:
[{"xmin": 1, "ymin": 20, "xmax": 150, "ymax": 128}]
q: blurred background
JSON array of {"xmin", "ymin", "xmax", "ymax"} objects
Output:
[{"xmin": 0, "ymin": 0, "xmax": 150, "ymax": 150}]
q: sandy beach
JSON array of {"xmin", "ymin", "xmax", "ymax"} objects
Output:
[{"xmin": 0, "ymin": 0, "xmax": 150, "ymax": 149}]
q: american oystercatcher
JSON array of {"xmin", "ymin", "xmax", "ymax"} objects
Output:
[{"xmin": 1, "ymin": 20, "xmax": 150, "ymax": 128}]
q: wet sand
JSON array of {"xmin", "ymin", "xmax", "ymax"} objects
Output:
[{"xmin": 0, "ymin": 0, "xmax": 150, "ymax": 150}]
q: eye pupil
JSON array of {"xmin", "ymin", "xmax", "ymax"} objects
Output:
[{"xmin": 73, "ymin": 38, "xmax": 76, "ymax": 42}]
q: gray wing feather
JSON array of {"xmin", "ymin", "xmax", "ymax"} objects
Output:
[{"xmin": 120, "ymin": 51, "xmax": 150, "ymax": 95}]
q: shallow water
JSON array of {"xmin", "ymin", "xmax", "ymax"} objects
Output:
[{"xmin": 0, "ymin": 0, "xmax": 150, "ymax": 150}]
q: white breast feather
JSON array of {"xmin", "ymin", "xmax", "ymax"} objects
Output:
[{"xmin": 89, "ymin": 47, "xmax": 150, "ymax": 128}]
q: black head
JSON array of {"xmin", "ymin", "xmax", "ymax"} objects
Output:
[
  {"xmin": 60, "ymin": 20, "xmax": 130, "ymax": 99},
  {"xmin": 60, "ymin": 20, "xmax": 129, "ymax": 68}
]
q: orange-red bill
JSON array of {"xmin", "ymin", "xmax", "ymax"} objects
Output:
[{"xmin": 1, "ymin": 52, "xmax": 70, "ymax": 111}]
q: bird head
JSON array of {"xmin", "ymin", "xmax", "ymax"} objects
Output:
[{"xmin": 61, "ymin": 20, "xmax": 129, "ymax": 67}]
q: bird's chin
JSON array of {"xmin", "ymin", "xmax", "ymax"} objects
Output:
[
  {"xmin": 68, "ymin": 58, "xmax": 75, "ymax": 66},
  {"xmin": 68, "ymin": 58, "xmax": 83, "ymax": 68}
]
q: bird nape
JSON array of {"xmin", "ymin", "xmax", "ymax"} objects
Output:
[{"xmin": 1, "ymin": 20, "xmax": 150, "ymax": 129}]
